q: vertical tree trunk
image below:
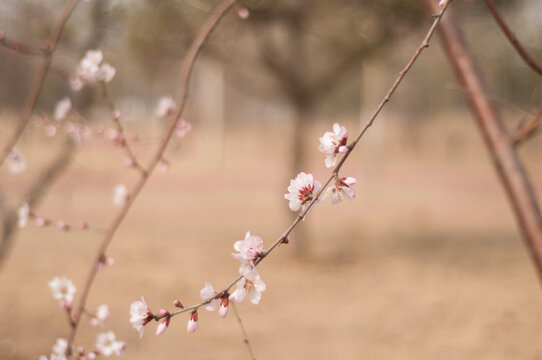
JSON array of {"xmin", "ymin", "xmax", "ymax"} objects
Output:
[{"xmin": 425, "ymin": 1, "xmax": 542, "ymax": 282}]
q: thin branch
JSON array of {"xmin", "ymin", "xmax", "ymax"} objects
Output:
[
  {"xmin": 100, "ymin": 83, "xmax": 147, "ymax": 175},
  {"xmin": 65, "ymin": 0, "xmax": 238, "ymax": 355},
  {"xmin": 514, "ymin": 105, "xmax": 542, "ymax": 146},
  {"xmin": 0, "ymin": 0, "xmax": 81, "ymax": 169},
  {"xmin": 231, "ymin": 302, "xmax": 256, "ymax": 360},
  {"xmin": 426, "ymin": 0, "xmax": 542, "ymax": 281},
  {"xmin": 0, "ymin": 33, "xmax": 47, "ymax": 56},
  {"xmin": 484, "ymin": 0, "xmax": 542, "ymax": 76},
  {"xmin": 164, "ymin": 0, "xmax": 454, "ymax": 321}
]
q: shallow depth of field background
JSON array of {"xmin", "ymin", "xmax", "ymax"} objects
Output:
[{"xmin": 1, "ymin": 0, "xmax": 542, "ymax": 359}]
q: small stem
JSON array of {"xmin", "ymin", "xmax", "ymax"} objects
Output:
[{"xmin": 231, "ymin": 303, "xmax": 256, "ymax": 360}]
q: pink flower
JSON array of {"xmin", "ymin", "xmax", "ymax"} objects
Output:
[
  {"xmin": 155, "ymin": 96, "xmax": 176, "ymax": 118},
  {"xmin": 175, "ymin": 119, "xmax": 192, "ymax": 138},
  {"xmin": 95, "ymin": 331, "xmax": 125, "ymax": 356},
  {"xmin": 130, "ymin": 297, "xmax": 152, "ymax": 338},
  {"xmin": 233, "ymin": 231, "xmax": 264, "ymax": 264},
  {"xmin": 318, "ymin": 123, "xmax": 348, "ymax": 168},
  {"xmin": 439, "ymin": 0, "xmax": 446, "ymax": 6},
  {"xmin": 229, "ymin": 267, "xmax": 266, "ymax": 305},
  {"xmin": 48, "ymin": 276, "xmax": 76, "ymax": 307},
  {"xmin": 284, "ymin": 172, "xmax": 322, "ymax": 212},
  {"xmin": 187, "ymin": 312, "xmax": 199, "ymax": 333},
  {"xmin": 322, "ymin": 177, "xmax": 357, "ymax": 204},
  {"xmin": 90, "ymin": 304, "xmax": 110, "ymax": 327},
  {"xmin": 200, "ymin": 282, "xmax": 219, "ymax": 311}
]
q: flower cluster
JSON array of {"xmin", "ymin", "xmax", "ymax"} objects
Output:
[
  {"xmin": 48, "ymin": 275, "xmax": 76, "ymax": 308},
  {"xmin": 39, "ymin": 331, "xmax": 125, "ymax": 360},
  {"xmin": 285, "ymin": 123, "xmax": 357, "ymax": 213},
  {"xmin": 6, "ymin": 147, "xmax": 26, "ymax": 174},
  {"xmin": 70, "ymin": 50, "xmax": 116, "ymax": 91}
]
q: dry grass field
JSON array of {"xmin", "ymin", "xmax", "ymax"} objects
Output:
[{"xmin": 1, "ymin": 110, "xmax": 542, "ymax": 359}]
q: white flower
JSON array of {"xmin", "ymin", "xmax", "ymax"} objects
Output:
[
  {"xmin": 155, "ymin": 96, "xmax": 176, "ymax": 118},
  {"xmin": 229, "ymin": 268, "xmax": 266, "ymax": 305},
  {"xmin": 90, "ymin": 304, "xmax": 110, "ymax": 327},
  {"xmin": 200, "ymin": 282, "xmax": 219, "ymax": 311},
  {"xmin": 52, "ymin": 338, "xmax": 68, "ymax": 356},
  {"xmin": 54, "ymin": 98, "xmax": 71, "ymax": 121},
  {"xmin": 130, "ymin": 297, "xmax": 152, "ymax": 338},
  {"xmin": 187, "ymin": 312, "xmax": 199, "ymax": 333},
  {"xmin": 113, "ymin": 184, "xmax": 128, "ymax": 207},
  {"xmin": 18, "ymin": 202, "xmax": 30, "ymax": 228},
  {"xmin": 48, "ymin": 276, "xmax": 76, "ymax": 307},
  {"xmin": 284, "ymin": 172, "xmax": 322, "ymax": 212},
  {"xmin": 318, "ymin": 123, "xmax": 348, "ymax": 168},
  {"xmin": 439, "ymin": 0, "xmax": 446, "ymax": 6},
  {"xmin": 95, "ymin": 331, "xmax": 125, "ymax": 357},
  {"xmin": 175, "ymin": 119, "xmax": 192, "ymax": 137},
  {"xmin": 97, "ymin": 63, "xmax": 116, "ymax": 82},
  {"xmin": 50, "ymin": 355, "xmax": 67, "ymax": 360},
  {"xmin": 322, "ymin": 177, "xmax": 356, "ymax": 204},
  {"xmin": 6, "ymin": 148, "xmax": 26, "ymax": 174},
  {"xmin": 71, "ymin": 50, "xmax": 116, "ymax": 91},
  {"xmin": 155, "ymin": 318, "xmax": 170, "ymax": 336}
]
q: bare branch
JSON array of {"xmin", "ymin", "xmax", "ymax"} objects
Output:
[
  {"xmin": 0, "ymin": 0, "xmax": 82, "ymax": 169},
  {"xmin": 66, "ymin": 0, "xmax": 238, "ymax": 354},
  {"xmin": 514, "ymin": 105, "xmax": 542, "ymax": 146},
  {"xmin": 484, "ymin": 0, "xmax": 542, "ymax": 76},
  {"xmin": 231, "ymin": 303, "xmax": 257, "ymax": 360},
  {"xmin": 426, "ymin": 0, "xmax": 542, "ymax": 281}
]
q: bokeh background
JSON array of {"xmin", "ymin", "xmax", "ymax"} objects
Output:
[{"xmin": 1, "ymin": 0, "xmax": 542, "ymax": 359}]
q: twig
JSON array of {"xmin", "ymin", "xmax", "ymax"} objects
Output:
[
  {"xmin": 0, "ymin": 33, "xmax": 47, "ymax": 56},
  {"xmin": 100, "ymin": 83, "xmax": 147, "ymax": 175},
  {"xmin": 514, "ymin": 105, "xmax": 542, "ymax": 146},
  {"xmin": 164, "ymin": 0, "xmax": 454, "ymax": 321},
  {"xmin": 0, "ymin": 0, "xmax": 81, "ymax": 169},
  {"xmin": 426, "ymin": 0, "xmax": 542, "ymax": 281},
  {"xmin": 231, "ymin": 303, "xmax": 256, "ymax": 360},
  {"xmin": 484, "ymin": 0, "xmax": 542, "ymax": 76},
  {"xmin": 65, "ymin": 0, "xmax": 238, "ymax": 355}
]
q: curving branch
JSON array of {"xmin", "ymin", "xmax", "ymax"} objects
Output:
[
  {"xmin": 65, "ymin": 0, "xmax": 238, "ymax": 354},
  {"xmin": 484, "ymin": 0, "xmax": 542, "ymax": 76},
  {"xmin": 425, "ymin": 0, "xmax": 542, "ymax": 281},
  {"xmin": 0, "ymin": 0, "xmax": 81, "ymax": 169},
  {"xmin": 152, "ymin": 0, "xmax": 454, "ymax": 323}
]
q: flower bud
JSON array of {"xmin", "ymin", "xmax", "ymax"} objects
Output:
[
  {"xmin": 187, "ymin": 312, "xmax": 199, "ymax": 333},
  {"xmin": 173, "ymin": 299, "xmax": 184, "ymax": 308},
  {"xmin": 218, "ymin": 298, "xmax": 229, "ymax": 318},
  {"xmin": 156, "ymin": 318, "xmax": 170, "ymax": 336}
]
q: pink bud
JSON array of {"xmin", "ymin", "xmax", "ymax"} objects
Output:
[
  {"xmin": 187, "ymin": 312, "xmax": 199, "ymax": 333},
  {"xmin": 78, "ymin": 221, "xmax": 89, "ymax": 230},
  {"xmin": 94, "ymin": 124, "xmax": 105, "ymax": 135},
  {"xmin": 113, "ymin": 110, "xmax": 121, "ymax": 120},
  {"xmin": 156, "ymin": 318, "xmax": 170, "ymax": 336},
  {"xmin": 173, "ymin": 299, "xmax": 184, "ymax": 308},
  {"xmin": 158, "ymin": 309, "xmax": 170, "ymax": 317},
  {"xmin": 123, "ymin": 157, "xmax": 134, "ymax": 167},
  {"xmin": 282, "ymin": 236, "xmax": 290, "ymax": 244},
  {"xmin": 77, "ymin": 346, "xmax": 85, "ymax": 355},
  {"xmin": 57, "ymin": 221, "xmax": 69, "ymax": 231},
  {"xmin": 35, "ymin": 217, "xmax": 49, "ymax": 227},
  {"xmin": 237, "ymin": 7, "xmax": 249, "ymax": 19},
  {"xmin": 218, "ymin": 298, "xmax": 229, "ymax": 318}
]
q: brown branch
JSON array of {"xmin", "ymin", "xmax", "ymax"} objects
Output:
[
  {"xmin": 0, "ymin": 33, "xmax": 47, "ymax": 56},
  {"xmin": 162, "ymin": 0, "xmax": 454, "ymax": 322},
  {"xmin": 0, "ymin": 139, "xmax": 76, "ymax": 269},
  {"xmin": 231, "ymin": 303, "xmax": 256, "ymax": 360},
  {"xmin": 514, "ymin": 105, "xmax": 542, "ymax": 146},
  {"xmin": 484, "ymin": 0, "xmax": 542, "ymax": 76},
  {"xmin": 100, "ymin": 83, "xmax": 147, "ymax": 175},
  {"xmin": 66, "ymin": 0, "xmax": 238, "ymax": 355},
  {"xmin": 0, "ymin": 0, "xmax": 81, "ymax": 169},
  {"xmin": 425, "ymin": 0, "xmax": 542, "ymax": 281}
]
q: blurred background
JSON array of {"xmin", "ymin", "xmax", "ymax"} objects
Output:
[{"xmin": 1, "ymin": 0, "xmax": 542, "ymax": 359}]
